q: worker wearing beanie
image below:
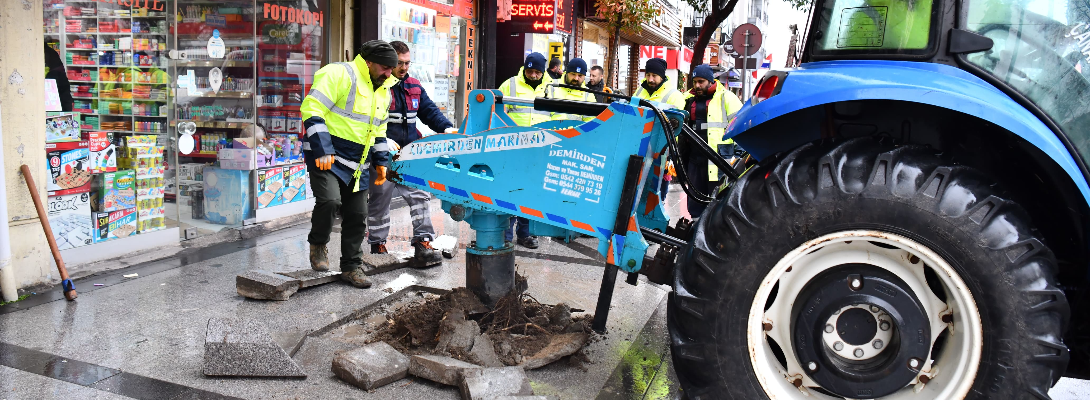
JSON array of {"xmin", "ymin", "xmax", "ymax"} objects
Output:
[
  {"xmin": 633, "ymin": 57, "xmax": 685, "ymax": 109},
  {"xmin": 499, "ymin": 52, "xmax": 553, "ymax": 128},
  {"xmin": 498, "ymin": 52, "xmax": 553, "ymax": 249},
  {"xmin": 301, "ymin": 40, "xmax": 399, "ymax": 288},
  {"xmin": 682, "ymin": 64, "xmax": 742, "ymax": 218},
  {"xmin": 548, "ymin": 57, "xmax": 596, "ymax": 126}
]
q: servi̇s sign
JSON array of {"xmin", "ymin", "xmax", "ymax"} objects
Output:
[{"xmin": 263, "ymin": 3, "xmax": 325, "ymax": 27}]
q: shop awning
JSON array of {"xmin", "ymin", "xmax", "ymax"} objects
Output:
[{"xmin": 619, "ymin": 25, "xmax": 680, "ymax": 48}]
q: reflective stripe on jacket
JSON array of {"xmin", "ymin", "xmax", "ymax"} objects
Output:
[
  {"xmin": 705, "ymin": 83, "xmax": 744, "ymax": 181},
  {"xmin": 387, "ymin": 75, "xmax": 453, "ymax": 147},
  {"xmin": 633, "ymin": 79, "xmax": 686, "ymax": 109},
  {"xmin": 498, "ymin": 67, "xmax": 552, "ymax": 126},
  {"xmin": 300, "ymin": 56, "xmax": 396, "ymax": 191},
  {"xmin": 547, "ymin": 84, "xmax": 595, "ymax": 125}
]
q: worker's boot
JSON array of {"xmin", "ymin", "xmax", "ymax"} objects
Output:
[
  {"xmin": 370, "ymin": 243, "xmax": 388, "ymax": 254},
  {"xmin": 411, "ymin": 240, "xmax": 442, "ymax": 268},
  {"xmin": 340, "ymin": 268, "xmax": 372, "ymax": 288},
  {"xmin": 309, "ymin": 244, "xmax": 329, "ymax": 271}
]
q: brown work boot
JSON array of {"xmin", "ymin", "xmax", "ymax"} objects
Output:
[
  {"xmin": 309, "ymin": 244, "xmax": 329, "ymax": 271},
  {"xmin": 370, "ymin": 243, "xmax": 388, "ymax": 254},
  {"xmin": 412, "ymin": 240, "xmax": 443, "ymax": 267},
  {"xmin": 341, "ymin": 268, "xmax": 373, "ymax": 288}
]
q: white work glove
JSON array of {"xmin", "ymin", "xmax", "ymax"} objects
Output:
[
  {"xmin": 389, "ymin": 140, "xmax": 401, "ymax": 152},
  {"xmin": 444, "ymin": 127, "xmax": 459, "ymax": 134}
]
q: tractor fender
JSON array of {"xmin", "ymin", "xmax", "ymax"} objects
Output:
[{"xmin": 729, "ymin": 60, "xmax": 1090, "ymax": 203}]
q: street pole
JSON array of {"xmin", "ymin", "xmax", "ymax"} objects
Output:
[
  {"xmin": 742, "ymin": 29, "xmax": 750, "ymax": 102},
  {"xmin": 0, "ymin": 104, "xmax": 18, "ymax": 302}
]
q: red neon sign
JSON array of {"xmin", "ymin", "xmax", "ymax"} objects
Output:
[{"xmin": 509, "ymin": 0, "xmax": 558, "ymax": 33}]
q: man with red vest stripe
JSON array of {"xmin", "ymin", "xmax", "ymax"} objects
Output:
[{"xmin": 367, "ymin": 41, "xmax": 455, "ymax": 266}]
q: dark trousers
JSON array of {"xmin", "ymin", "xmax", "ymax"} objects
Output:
[
  {"xmin": 307, "ymin": 166, "xmax": 369, "ymax": 271},
  {"xmin": 686, "ymin": 154, "xmax": 712, "ymax": 219},
  {"xmin": 504, "ymin": 217, "xmax": 531, "ymax": 242}
]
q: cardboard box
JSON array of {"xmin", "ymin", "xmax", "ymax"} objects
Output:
[
  {"xmin": 218, "ymin": 148, "xmax": 256, "ymax": 170},
  {"xmin": 46, "ymin": 113, "xmax": 82, "ymax": 143},
  {"xmin": 177, "ymin": 163, "xmax": 206, "ymax": 181},
  {"xmin": 46, "ymin": 192, "xmax": 93, "ymax": 250},
  {"xmin": 87, "ymin": 131, "xmax": 117, "ymax": 173},
  {"xmin": 284, "ymin": 164, "xmax": 307, "ymax": 203},
  {"xmin": 45, "ymin": 141, "xmax": 92, "ymax": 195},
  {"xmin": 91, "ymin": 170, "xmax": 136, "ymax": 212},
  {"xmin": 203, "ymin": 167, "xmax": 252, "ymax": 225},
  {"xmin": 257, "ymin": 167, "xmax": 285, "ymax": 209},
  {"xmin": 92, "ymin": 208, "xmax": 137, "ymax": 242}
]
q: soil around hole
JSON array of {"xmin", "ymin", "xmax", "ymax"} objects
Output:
[{"xmin": 366, "ymin": 283, "xmax": 594, "ymax": 368}]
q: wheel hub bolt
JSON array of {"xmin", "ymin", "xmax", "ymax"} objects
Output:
[
  {"xmin": 854, "ymin": 348, "xmax": 864, "ymax": 358},
  {"xmin": 873, "ymin": 339, "xmax": 884, "ymax": 349},
  {"xmin": 879, "ymin": 321, "xmax": 891, "ymax": 331},
  {"xmin": 833, "ymin": 341, "xmax": 844, "ymax": 351},
  {"xmin": 870, "ymin": 305, "xmax": 880, "ymax": 313},
  {"xmin": 808, "ymin": 361, "xmax": 818, "ymax": 371},
  {"xmin": 909, "ymin": 358, "xmax": 921, "ymax": 369},
  {"xmin": 824, "ymin": 324, "xmax": 834, "ymax": 333},
  {"xmin": 850, "ymin": 279, "xmax": 861, "ymax": 290}
]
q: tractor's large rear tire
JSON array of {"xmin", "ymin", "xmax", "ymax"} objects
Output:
[{"xmin": 669, "ymin": 138, "xmax": 1070, "ymax": 399}]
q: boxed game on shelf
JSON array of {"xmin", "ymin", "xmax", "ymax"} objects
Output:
[
  {"xmin": 46, "ymin": 113, "xmax": 81, "ymax": 143},
  {"xmin": 45, "ymin": 141, "xmax": 92, "ymax": 196},
  {"xmin": 87, "ymin": 131, "xmax": 117, "ymax": 173},
  {"xmin": 284, "ymin": 164, "xmax": 307, "ymax": 203},
  {"xmin": 256, "ymin": 167, "xmax": 284, "ymax": 209},
  {"xmin": 92, "ymin": 208, "xmax": 138, "ymax": 243},
  {"xmin": 47, "ymin": 192, "xmax": 93, "ymax": 250},
  {"xmin": 120, "ymin": 136, "xmax": 166, "ymax": 232},
  {"xmin": 90, "ymin": 169, "xmax": 136, "ymax": 213}
]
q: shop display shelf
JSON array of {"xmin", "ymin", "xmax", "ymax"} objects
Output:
[
  {"xmin": 178, "ymin": 152, "xmax": 217, "ymax": 159},
  {"xmin": 173, "ymin": 61, "xmax": 252, "ymax": 68},
  {"xmin": 182, "ymin": 91, "xmax": 253, "ymax": 99}
]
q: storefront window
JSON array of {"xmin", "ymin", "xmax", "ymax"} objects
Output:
[{"xmin": 380, "ymin": 0, "xmax": 468, "ymax": 132}]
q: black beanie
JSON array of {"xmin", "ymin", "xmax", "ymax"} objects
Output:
[
  {"xmin": 565, "ymin": 58, "xmax": 588, "ymax": 75},
  {"xmin": 645, "ymin": 58, "xmax": 668, "ymax": 80},
  {"xmin": 359, "ymin": 40, "xmax": 398, "ymax": 67}
]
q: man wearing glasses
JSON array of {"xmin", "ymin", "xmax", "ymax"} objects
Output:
[{"xmin": 366, "ymin": 40, "xmax": 455, "ymax": 266}]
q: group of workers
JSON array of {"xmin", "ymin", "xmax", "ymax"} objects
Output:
[{"xmin": 300, "ymin": 40, "xmax": 744, "ymax": 288}]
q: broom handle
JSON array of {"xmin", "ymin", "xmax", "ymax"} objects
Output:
[{"xmin": 20, "ymin": 165, "xmax": 70, "ymax": 281}]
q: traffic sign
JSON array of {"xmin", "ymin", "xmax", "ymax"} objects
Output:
[{"xmin": 731, "ymin": 23, "xmax": 763, "ymax": 57}]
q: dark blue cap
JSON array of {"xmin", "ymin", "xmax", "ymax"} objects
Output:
[
  {"xmin": 693, "ymin": 64, "xmax": 715, "ymax": 82},
  {"xmin": 524, "ymin": 52, "xmax": 547, "ymax": 72},
  {"xmin": 565, "ymin": 58, "xmax": 588, "ymax": 75},
  {"xmin": 645, "ymin": 58, "xmax": 668, "ymax": 79}
]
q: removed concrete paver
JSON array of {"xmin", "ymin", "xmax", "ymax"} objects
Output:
[
  {"xmin": 521, "ymin": 333, "xmax": 589, "ymax": 370},
  {"xmin": 203, "ymin": 318, "xmax": 307, "ymax": 378},
  {"xmin": 276, "ymin": 269, "xmax": 341, "ymax": 288},
  {"xmin": 236, "ymin": 270, "xmax": 301, "ymax": 300},
  {"xmin": 460, "ymin": 366, "xmax": 534, "ymax": 400},
  {"xmin": 409, "ymin": 354, "xmax": 481, "ymax": 386},
  {"xmin": 332, "ymin": 342, "xmax": 410, "ymax": 390}
]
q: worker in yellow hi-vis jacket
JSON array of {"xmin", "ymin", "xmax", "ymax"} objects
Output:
[{"xmin": 300, "ymin": 40, "xmax": 398, "ymax": 288}]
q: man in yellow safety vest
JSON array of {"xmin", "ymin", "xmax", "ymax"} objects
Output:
[
  {"xmin": 496, "ymin": 52, "xmax": 553, "ymax": 248},
  {"xmin": 301, "ymin": 40, "xmax": 398, "ymax": 288},
  {"xmin": 547, "ymin": 57, "xmax": 595, "ymax": 126},
  {"xmin": 633, "ymin": 57, "xmax": 685, "ymax": 109}
]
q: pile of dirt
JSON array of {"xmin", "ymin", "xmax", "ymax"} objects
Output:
[{"xmin": 368, "ymin": 286, "xmax": 593, "ymax": 369}]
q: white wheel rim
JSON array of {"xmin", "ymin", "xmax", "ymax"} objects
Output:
[{"xmin": 747, "ymin": 230, "xmax": 983, "ymax": 399}]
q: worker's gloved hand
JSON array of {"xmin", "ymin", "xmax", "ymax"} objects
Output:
[
  {"xmin": 374, "ymin": 166, "xmax": 388, "ymax": 186},
  {"xmin": 316, "ymin": 155, "xmax": 334, "ymax": 170},
  {"xmin": 444, "ymin": 127, "xmax": 459, "ymax": 134},
  {"xmin": 389, "ymin": 141, "xmax": 401, "ymax": 152}
]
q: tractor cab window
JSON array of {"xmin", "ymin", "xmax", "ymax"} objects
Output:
[
  {"xmin": 963, "ymin": 0, "xmax": 1090, "ymax": 161},
  {"xmin": 811, "ymin": 0, "xmax": 939, "ymax": 57}
]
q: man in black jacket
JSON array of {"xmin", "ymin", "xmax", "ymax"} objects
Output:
[
  {"xmin": 585, "ymin": 65, "xmax": 613, "ymax": 103},
  {"xmin": 367, "ymin": 41, "xmax": 454, "ymax": 266}
]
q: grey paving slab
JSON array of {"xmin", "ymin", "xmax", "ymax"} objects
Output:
[
  {"xmin": 331, "ymin": 342, "xmax": 411, "ymax": 390},
  {"xmin": 275, "ymin": 269, "xmax": 341, "ymax": 288},
  {"xmin": 235, "ymin": 270, "xmax": 301, "ymax": 301},
  {"xmin": 202, "ymin": 318, "xmax": 306, "ymax": 378},
  {"xmin": 0, "ymin": 365, "xmax": 130, "ymax": 400}
]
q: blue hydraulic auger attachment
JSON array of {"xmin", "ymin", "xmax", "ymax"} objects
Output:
[{"xmin": 390, "ymin": 88, "xmax": 721, "ymax": 332}]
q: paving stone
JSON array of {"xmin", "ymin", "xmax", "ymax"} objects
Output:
[
  {"xmin": 360, "ymin": 252, "xmax": 415, "ymax": 275},
  {"xmin": 521, "ymin": 333, "xmax": 589, "ymax": 370},
  {"xmin": 408, "ymin": 354, "xmax": 481, "ymax": 386},
  {"xmin": 436, "ymin": 310, "xmax": 479, "ymax": 353},
  {"xmin": 459, "ymin": 367, "xmax": 534, "ymax": 400},
  {"xmin": 202, "ymin": 318, "xmax": 307, "ymax": 378},
  {"xmin": 275, "ymin": 269, "xmax": 341, "ymax": 288},
  {"xmin": 466, "ymin": 333, "xmax": 504, "ymax": 368},
  {"xmin": 236, "ymin": 270, "xmax": 300, "ymax": 301},
  {"xmin": 331, "ymin": 342, "xmax": 410, "ymax": 390}
]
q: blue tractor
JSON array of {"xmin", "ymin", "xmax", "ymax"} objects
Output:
[{"xmin": 392, "ymin": 0, "xmax": 1090, "ymax": 397}]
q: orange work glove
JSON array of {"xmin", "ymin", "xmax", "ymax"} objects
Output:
[
  {"xmin": 316, "ymin": 155, "xmax": 334, "ymax": 170},
  {"xmin": 374, "ymin": 166, "xmax": 387, "ymax": 186}
]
